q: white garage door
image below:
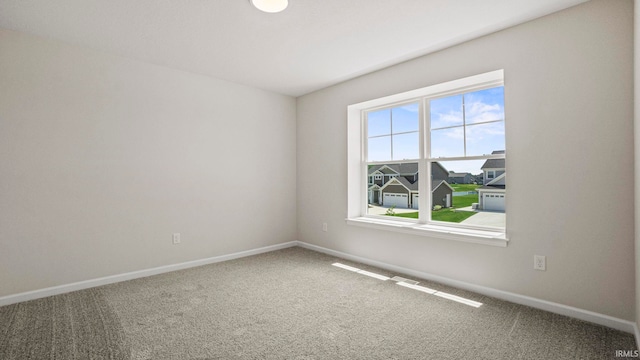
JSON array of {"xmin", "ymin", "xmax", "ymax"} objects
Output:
[
  {"xmin": 411, "ymin": 194, "xmax": 419, "ymax": 209},
  {"xmin": 383, "ymin": 193, "xmax": 408, "ymax": 208},
  {"xmin": 483, "ymin": 193, "xmax": 505, "ymax": 211}
]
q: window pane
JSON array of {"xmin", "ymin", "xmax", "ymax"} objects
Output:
[
  {"xmin": 366, "ymin": 162, "xmax": 419, "ymax": 218},
  {"xmin": 392, "ymin": 132, "xmax": 419, "ymax": 161},
  {"xmin": 431, "ymin": 159, "xmax": 505, "ymax": 227},
  {"xmin": 464, "ymin": 87, "xmax": 504, "ymax": 125},
  {"xmin": 392, "ymin": 103, "xmax": 419, "ymax": 133},
  {"xmin": 368, "ymin": 136, "xmax": 391, "ymax": 162},
  {"xmin": 367, "ymin": 108, "xmax": 391, "ymax": 137},
  {"xmin": 431, "ymin": 128, "xmax": 464, "ymax": 158},
  {"xmin": 465, "ymin": 121, "xmax": 505, "ymax": 157},
  {"xmin": 430, "ymin": 95, "xmax": 463, "ymax": 129}
]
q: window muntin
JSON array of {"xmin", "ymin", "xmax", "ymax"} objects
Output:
[
  {"xmin": 362, "ymin": 81, "xmax": 505, "ymax": 230},
  {"xmin": 366, "ymin": 103, "xmax": 420, "ymax": 162},
  {"xmin": 425, "ymin": 86, "xmax": 505, "ymax": 227},
  {"xmin": 429, "ymin": 87, "xmax": 505, "ymax": 159}
]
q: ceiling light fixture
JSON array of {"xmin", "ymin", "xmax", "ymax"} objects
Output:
[{"xmin": 250, "ymin": 0, "xmax": 288, "ymax": 13}]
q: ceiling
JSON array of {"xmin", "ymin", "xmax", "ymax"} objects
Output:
[{"xmin": 0, "ymin": 0, "xmax": 588, "ymax": 96}]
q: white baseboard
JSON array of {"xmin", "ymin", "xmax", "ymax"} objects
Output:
[
  {"xmin": 1, "ymin": 239, "xmax": 636, "ymax": 338},
  {"xmin": 296, "ymin": 241, "xmax": 637, "ymax": 334},
  {"xmin": 0, "ymin": 241, "xmax": 298, "ymax": 307}
]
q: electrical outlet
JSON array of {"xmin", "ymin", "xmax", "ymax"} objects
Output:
[
  {"xmin": 172, "ymin": 233, "xmax": 181, "ymax": 244},
  {"xmin": 322, "ymin": 223, "xmax": 328, "ymax": 232},
  {"xmin": 534, "ymin": 255, "xmax": 546, "ymax": 271}
]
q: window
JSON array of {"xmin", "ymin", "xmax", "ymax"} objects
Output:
[
  {"xmin": 367, "ymin": 103, "xmax": 419, "ymax": 162},
  {"xmin": 347, "ymin": 70, "xmax": 507, "ymax": 246}
]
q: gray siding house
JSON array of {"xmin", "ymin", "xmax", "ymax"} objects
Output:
[
  {"xmin": 368, "ymin": 162, "xmax": 453, "ymax": 209},
  {"xmin": 432, "ymin": 180, "xmax": 454, "ymax": 208},
  {"xmin": 448, "ymin": 172, "xmax": 474, "ymax": 184},
  {"xmin": 478, "ymin": 150, "xmax": 506, "ymax": 212}
]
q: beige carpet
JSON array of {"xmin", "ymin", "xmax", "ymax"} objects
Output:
[
  {"xmin": 0, "ymin": 247, "xmax": 636, "ymax": 359},
  {"xmin": 0, "ymin": 288, "xmax": 128, "ymax": 359}
]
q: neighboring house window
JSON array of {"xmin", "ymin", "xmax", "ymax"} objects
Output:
[
  {"xmin": 374, "ymin": 174, "xmax": 382, "ymax": 180},
  {"xmin": 347, "ymin": 70, "xmax": 507, "ymax": 246}
]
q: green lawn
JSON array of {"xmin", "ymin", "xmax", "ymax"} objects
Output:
[
  {"xmin": 385, "ymin": 183, "xmax": 480, "ymax": 223},
  {"xmin": 450, "ymin": 184, "xmax": 480, "ymax": 192},
  {"xmin": 392, "ymin": 212, "xmax": 418, "ymax": 219},
  {"xmin": 451, "ymin": 194, "xmax": 477, "ymax": 209},
  {"xmin": 389, "ymin": 209, "xmax": 477, "ymax": 223},
  {"xmin": 431, "ymin": 209, "xmax": 477, "ymax": 222},
  {"xmin": 450, "ymin": 184, "xmax": 480, "ymax": 209}
]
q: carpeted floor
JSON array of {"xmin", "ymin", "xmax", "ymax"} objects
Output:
[{"xmin": 0, "ymin": 247, "xmax": 636, "ymax": 359}]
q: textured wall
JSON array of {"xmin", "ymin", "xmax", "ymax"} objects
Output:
[
  {"xmin": 0, "ymin": 29, "xmax": 297, "ymax": 297},
  {"xmin": 297, "ymin": 0, "xmax": 634, "ymax": 321},
  {"xmin": 635, "ymin": 0, "xmax": 640, "ymax": 330}
]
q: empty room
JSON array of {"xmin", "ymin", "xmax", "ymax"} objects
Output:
[{"xmin": 1, "ymin": 0, "xmax": 639, "ymax": 358}]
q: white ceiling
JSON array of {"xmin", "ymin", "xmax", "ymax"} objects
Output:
[{"xmin": 0, "ymin": 0, "xmax": 588, "ymax": 96}]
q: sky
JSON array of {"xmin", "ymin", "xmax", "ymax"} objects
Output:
[{"xmin": 367, "ymin": 86, "xmax": 504, "ymax": 174}]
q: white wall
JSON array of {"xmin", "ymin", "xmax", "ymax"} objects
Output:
[
  {"xmin": 0, "ymin": 29, "xmax": 297, "ymax": 297},
  {"xmin": 297, "ymin": 0, "xmax": 635, "ymax": 321},
  {"xmin": 635, "ymin": 0, "xmax": 640, "ymax": 330}
]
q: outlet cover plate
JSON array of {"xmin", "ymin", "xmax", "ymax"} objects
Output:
[{"xmin": 534, "ymin": 255, "xmax": 546, "ymax": 271}]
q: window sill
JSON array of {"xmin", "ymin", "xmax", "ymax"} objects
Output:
[{"xmin": 345, "ymin": 217, "xmax": 508, "ymax": 247}]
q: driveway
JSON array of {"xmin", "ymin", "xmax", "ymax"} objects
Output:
[{"xmin": 460, "ymin": 210, "xmax": 505, "ymax": 227}]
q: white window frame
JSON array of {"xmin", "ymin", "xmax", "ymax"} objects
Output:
[{"xmin": 346, "ymin": 70, "xmax": 508, "ymax": 247}]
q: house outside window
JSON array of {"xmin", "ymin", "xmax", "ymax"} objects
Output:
[{"xmin": 347, "ymin": 70, "xmax": 507, "ymax": 246}]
